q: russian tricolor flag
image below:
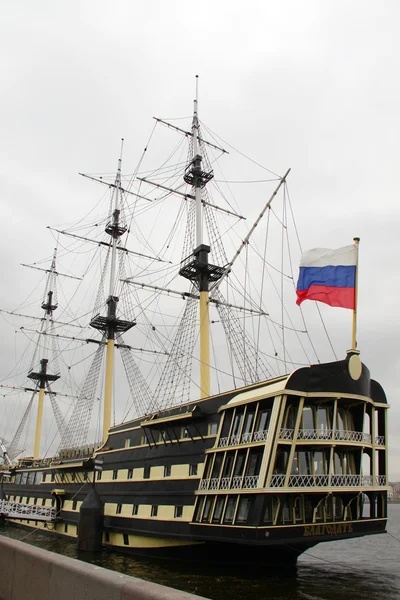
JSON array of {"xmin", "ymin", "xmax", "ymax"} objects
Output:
[{"xmin": 296, "ymin": 245, "xmax": 357, "ymax": 309}]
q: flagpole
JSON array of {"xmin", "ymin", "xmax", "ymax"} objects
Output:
[{"xmin": 351, "ymin": 237, "xmax": 360, "ymax": 350}]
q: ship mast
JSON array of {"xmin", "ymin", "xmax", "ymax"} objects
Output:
[
  {"xmin": 89, "ymin": 141, "xmax": 135, "ymax": 443},
  {"xmin": 28, "ymin": 249, "xmax": 60, "ymax": 459},
  {"xmin": 179, "ymin": 77, "xmax": 225, "ymax": 398}
]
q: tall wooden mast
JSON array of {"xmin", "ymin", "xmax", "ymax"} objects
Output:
[
  {"xmin": 89, "ymin": 142, "xmax": 135, "ymax": 443},
  {"xmin": 179, "ymin": 77, "xmax": 225, "ymax": 398},
  {"xmin": 28, "ymin": 250, "xmax": 60, "ymax": 459}
]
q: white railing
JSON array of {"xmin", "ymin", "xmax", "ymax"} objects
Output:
[
  {"xmin": 231, "ymin": 476, "xmax": 242, "ymax": 489},
  {"xmin": 279, "ymin": 429, "xmax": 294, "ymax": 440},
  {"xmin": 218, "ymin": 437, "xmax": 230, "ymax": 447},
  {"xmin": 288, "ymin": 474, "xmax": 329, "ymax": 487},
  {"xmin": 0, "ymin": 500, "xmax": 56, "ymax": 521},
  {"xmin": 243, "ymin": 475, "xmax": 259, "ymax": 488},
  {"xmin": 376, "ymin": 475, "xmax": 386, "ymax": 485},
  {"xmin": 219, "ymin": 477, "xmax": 230, "ymax": 490},
  {"xmin": 297, "ymin": 429, "xmax": 333, "ymax": 440},
  {"xmin": 375, "ymin": 436, "xmax": 385, "ymax": 446},
  {"xmin": 209, "ymin": 478, "xmax": 219, "ymax": 490},
  {"xmin": 198, "ymin": 475, "xmax": 259, "ymax": 491},
  {"xmin": 270, "ymin": 474, "xmax": 286, "ymax": 487},
  {"xmin": 253, "ymin": 429, "xmax": 268, "ymax": 442},
  {"xmin": 334, "ymin": 430, "xmax": 371, "ymax": 443},
  {"xmin": 218, "ymin": 429, "xmax": 268, "ymax": 447}
]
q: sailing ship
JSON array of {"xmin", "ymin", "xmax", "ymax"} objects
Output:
[{"xmin": 0, "ymin": 84, "xmax": 389, "ymax": 565}]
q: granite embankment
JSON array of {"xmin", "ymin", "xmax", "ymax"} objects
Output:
[{"xmin": 0, "ymin": 535, "xmax": 208, "ymax": 600}]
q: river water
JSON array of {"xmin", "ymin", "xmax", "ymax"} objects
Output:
[{"xmin": 1, "ymin": 505, "xmax": 400, "ymax": 600}]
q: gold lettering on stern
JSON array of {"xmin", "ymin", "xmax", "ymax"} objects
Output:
[{"xmin": 303, "ymin": 523, "xmax": 354, "ymax": 537}]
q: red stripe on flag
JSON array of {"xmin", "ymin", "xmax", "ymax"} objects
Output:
[{"xmin": 296, "ymin": 285, "xmax": 355, "ymax": 309}]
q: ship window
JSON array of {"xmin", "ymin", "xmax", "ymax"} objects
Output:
[
  {"xmin": 181, "ymin": 427, "xmax": 190, "ymax": 439},
  {"xmin": 284, "ymin": 405, "xmax": 297, "ymax": 430},
  {"xmin": 281, "ymin": 497, "xmax": 292, "ymax": 523},
  {"xmin": 189, "ymin": 464, "xmax": 198, "ymax": 476},
  {"xmin": 292, "ymin": 451, "xmax": 312, "ymax": 475},
  {"xmin": 19, "ymin": 496, "xmax": 23, "ymax": 503},
  {"xmin": 41, "ymin": 498, "xmax": 46, "ymax": 506},
  {"xmin": 212, "ymin": 496, "xmax": 225, "ymax": 523},
  {"xmin": 208, "ymin": 422, "xmax": 218, "ymax": 436},
  {"xmin": 314, "ymin": 498, "xmax": 325, "ymax": 522},
  {"xmin": 26, "ymin": 497, "xmax": 30, "ymax": 504},
  {"xmin": 193, "ymin": 497, "xmax": 205, "ymax": 522},
  {"xmin": 336, "ymin": 407, "xmax": 346, "ymax": 431},
  {"xmin": 301, "ymin": 406, "xmax": 315, "ymax": 430},
  {"xmin": 15, "ymin": 474, "xmax": 22, "ymax": 485},
  {"xmin": 116, "ymin": 504, "xmax": 122, "ymax": 514},
  {"xmin": 255, "ymin": 409, "xmax": 271, "ymax": 433},
  {"xmin": 72, "ymin": 500, "xmax": 77, "ymax": 510},
  {"xmin": 203, "ymin": 456, "xmax": 213, "ymax": 480},
  {"xmin": 164, "ymin": 465, "xmax": 171, "ymax": 477},
  {"xmin": 245, "ymin": 450, "xmax": 262, "ymax": 477},
  {"xmin": 236, "ymin": 496, "xmax": 252, "ymax": 524},
  {"xmin": 151, "ymin": 505, "xmax": 158, "ymax": 517},
  {"xmin": 233, "ymin": 450, "xmax": 247, "ymax": 478},
  {"xmin": 127, "ymin": 469, "xmax": 133, "ymax": 479},
  {"xmin": 124, "ymin": 438, "xmax": 131, "ymax": 448},
  {"xmin": 123, "ymin": 534, "xmax": 129, "ymax": 546},
  {"xmin": 223, "ymin": 497, "xmax": 237, "ymax": 524},
  {"xmin": 231, "ymin": 412, "xmax": 244, "ymax": 438},
  {"xmin": 222, "ymin": 453, "xmax": 235, "ymax": 479},
  {"xmin": 104, "ymin": 532, "xmax": 110, "ymax": 542},
  {"xmin": 294, "ymin": 496, "xmax": 304, "ymax": 522},
  {"xmin": 174, "ymin": 506, "xmax": 183, "ymax": 518},
  {"xmin": 313, "ymin": 451, "xmax": 328, "ymax": 475},
  {"xmin": 51, "ymin": 473, "xmax": 55, "ymax": 482},
  {"xmin": 202, "ymin": 497, "xmax": 214, "ymax": 522},
  {"xmin": 140, "ymin": 434, "xmax": 148, "ymax": 445},
  {"xmin": 262, "ymin": 497, "xmax": 273, "ymax": 524},
  {"xmin": 211, "ymin": 454, "xmax": 224, "ymax": 479},
  {"xmin": 317, "ymin": 406, "xmax": 332, "ymax": 431},
  {"xmin": 158, "ymin": 431, "xmax": 167, "ymax": 443},
  {"xmin": 42, "ymin": 473, "xmax": 46, "ymax": 483},
  {"xmin": 243, "ymin": 411, "xmax": 256, "ymax": 436},
  {"xmin": 273, "ymin": 449, "xmax": 289, "ymax": 475},
  {"xmin": 113, "ymin": 470, "xmax": 118, "ymax": 480},
  {"xmin": 21, "ymin": 472, "xmax": 28, "ymax": 485},
  {"xmin": 144, "ymin": 465, "xmax": 151, "ymax": 479},
  {"xmin": 97, "ymin": 471, "xmax": 102, "ymax": 481},
  {"xmin": 132, "ymin": 505, "xmax": 138, "ymax": 515}
]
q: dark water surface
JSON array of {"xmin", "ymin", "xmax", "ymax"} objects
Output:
[{"xmin": 1, "ymin": 505, "xmax": 400, "ymax": 600}]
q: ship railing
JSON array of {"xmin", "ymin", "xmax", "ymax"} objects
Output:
[
  {"xmin": 199, "ymin": 479, "xmax": 209, "ymax": 490},
  {"xmin": 361, "ymin": 475, "xmax": 373, "ymax": 485},
  {"xmin": 253, "ymin": 429, "xmax": 268, "ymax": 442},
  {"xmin": 288, "ymin": 474, "xmax": 329, "ymax": 487},
  {"xmin": 0, "ymin": 500, "xmax": 56, "ymax": 521},
  {"xmin": 297, "ymin": 429, "xmax": 333, "ymax": 440},
  {"xmin": 198, "ymin": 475, "xmax": 260, "ymax": 491},
  {"xmin": 270, "ymin": 474, "xmax": 286, "ymax": 487},
  {"xmin": 279, "ymin": 428, "xmax": 294, "ymax": 440},
  {"xmin": 218, "ymin": 429, "xmax": 268, "ymax": 447},
  {"xmin": 375, "ymin": 436, "xmax": 385, "ymax": 446},
  {"xmin": 333, "ymin": 430, "xmax": 372, "ymax": 443},
  {"xmin": 243, "ymin": 475, "xmax": 259, "ymax": 488},
  {"xmin": 376, "ymin": 475, "xmax": 386, "ymax": 485}
]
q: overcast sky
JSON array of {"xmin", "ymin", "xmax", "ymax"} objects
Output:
[{"xmin": 1, "ymin": 1, "xmax": 399, "ymax": 477}]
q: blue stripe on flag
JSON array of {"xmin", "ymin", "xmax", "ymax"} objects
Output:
[{"xmin": 297, "ymin": 265, "xmax": 356, "ymax": 291}]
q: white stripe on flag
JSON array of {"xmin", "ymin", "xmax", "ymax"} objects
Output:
[{"xmin": 299, "ymin": 245, "xmax": 357, "ymax": 268}]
